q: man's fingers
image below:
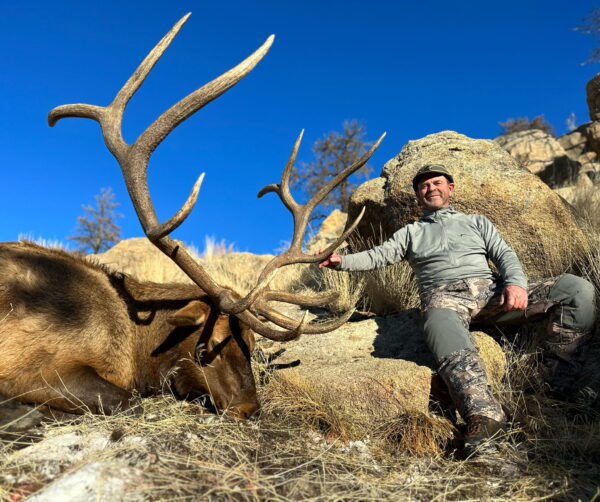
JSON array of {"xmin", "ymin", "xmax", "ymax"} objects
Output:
[
  {"xmin": 502, "ymin": 286, "xmax": 528, "ymax": 311},
  {"xmin": 505, "ymin": 295, "xmax": 515, "ymax": 311}
]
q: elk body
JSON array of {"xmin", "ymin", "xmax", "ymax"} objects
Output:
[
  {"xmin": 0, "ymin": 241, "xmax": 258, "ymax": 418},
  {"xmin": 0, "ymin": 14, "xmax": 383, "ymax": 418}
]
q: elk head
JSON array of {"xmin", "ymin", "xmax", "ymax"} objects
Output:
[
  {"xmin": 166, "ymin": 299, "xmax": 258, "ymax": 419},
  {"xmin": 48, "ymin": 13, "xmax": 384, "ymax": 412}
]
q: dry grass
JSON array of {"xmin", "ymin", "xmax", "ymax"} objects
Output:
[
  {"xmin": 306, "ymin": 233, "xmax": 420, "ymax": 316},
  {"xmin": 3, "ymin": 364, "xmax": 599, "ymax": 501},
  {"xmin": 571, "ymin": 185, "xmax": 600, "ymax": 234}
]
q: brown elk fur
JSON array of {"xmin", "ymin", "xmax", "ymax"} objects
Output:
[{"xmin": 0, "ymin": 241, "xmax": 258, "ymax": 419}]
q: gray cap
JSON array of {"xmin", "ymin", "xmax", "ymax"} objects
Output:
[{"xmin": 412, "ymin": 164, "xmax": 454, "ymax": 191}]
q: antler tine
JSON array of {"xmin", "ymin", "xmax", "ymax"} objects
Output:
[
  {"xmin": 311, "ymin": 206, "xmax": 366, "ymax": 261},
  {"xmin": 261, "ymin": 290, "xmax": 339, "ymax": 306},
  {"xmin": 305, "ymin": 132, "xmax": 386, "ymax": 215},
  {"xmin": 257, "ymin": 129, "xmax": 303, "ymax": 214},
  {"xmin": 134, "ymin": 34, "xmax": 275, "ymax": 159},
  {"xmin": 252, "ymin": 302, "xmax": 355, "ymax": 334},
  {"xmin": 112, "ymin": 13, "xmax": 191, "ymax": 115},
  {"xmin": 217, "ymin": 133, "xmax": 383, "ymax": 316},
  {"xmin": 49, "ymin": 13, "xmax": 193, "ymax": 161},
  {"xmin": 146, "ymin": 173, "xmax": 205, "ymax": 240}
]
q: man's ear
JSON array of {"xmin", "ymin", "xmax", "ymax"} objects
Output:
[{"xmin": 167, "ymin": 300, "xmax": 210, "ymax": 327}]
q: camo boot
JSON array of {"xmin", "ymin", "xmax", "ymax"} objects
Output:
[
  {"xmin": 437, "ymin": 349, "xmax": 506, "ymax": 455},
  {"xmin": 462, "ymin": 415, "xmax": 505, "ymax": 457}
]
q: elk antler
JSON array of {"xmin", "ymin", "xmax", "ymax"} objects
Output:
[{"xmin": 49, "ymin": 13, "xmax": 384, "ymax": 341}]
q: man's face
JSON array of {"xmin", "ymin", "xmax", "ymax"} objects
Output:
[{"xmin": 415, "ymin": 174, "xmax": 455, "ymax": 210}]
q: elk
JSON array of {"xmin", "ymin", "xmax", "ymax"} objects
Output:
[{"xmin": 0, "ymin": 14, "xmax": 384, "ymax": 419}]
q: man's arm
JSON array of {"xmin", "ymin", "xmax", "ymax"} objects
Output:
[
  {"xmin": 476, "ymin": 215, "xmax": 528, "ymax": 311},
  {"xmin": 318, "ymin": 226, "xmax": 410, "ymax": 271}
]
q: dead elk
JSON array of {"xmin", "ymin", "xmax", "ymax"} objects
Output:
[
  {"xmin": 0, "ymin": 241, "xmax": 258, "ymax": 418},
  {"xmin": 0, "ymin": 14, "xmax": 384, "ymax": 418}
]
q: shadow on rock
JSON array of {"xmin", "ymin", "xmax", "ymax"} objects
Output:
[{"xmin": 371, "ymin": 308, "xmax": 435, "ymax": 368}]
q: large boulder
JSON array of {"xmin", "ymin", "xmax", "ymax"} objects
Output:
[
  {"xmin": 495, "ymin": 129, "xmax": 581, "ymax": 187},
  {"xmin": 347, "ymin": 131, "xmax": 586, "ymax": 281},
  {"xmin": 306, "ymin": 209, "xmax": 348, "ymax": 253},
  {"xmin": 91, "ymin": 238, "xmax": 275, "ymax": 292},
  {"xmin": 91, "ymin": 238, "xmax": 192, "ymax": 283},
  {"xmin": 266, "ymin": 309, "xmax": 506, "ymax": 425}
]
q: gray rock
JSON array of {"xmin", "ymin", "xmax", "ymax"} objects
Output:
[
  {"xmin": 267, "ymin": 309, "xmax": 505, "ymax": 420},
  {"xmin": 26, "ymin": 461, "xmax": 147, "ymax": 502},
  {"xmin": 495, "ymin": 129, "xmax": 581, "ymax": 188}
]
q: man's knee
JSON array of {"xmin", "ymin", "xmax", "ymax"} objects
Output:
[
  {"xmin": 549, "ymin": 274, "xmax": 596, "ymax": 331},
  {"xmin": 423, "ymin": 308, "xmax": 476, "ymax": 363}
]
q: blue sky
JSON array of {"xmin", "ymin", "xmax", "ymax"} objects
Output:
[{"xmin": 1, "ymin": 1, "xmax": 598, "ymax": 254}]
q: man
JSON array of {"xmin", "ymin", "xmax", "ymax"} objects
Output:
[{"xmin": 319, "ymin": 164, "xmax": 596, "ymax": 455}]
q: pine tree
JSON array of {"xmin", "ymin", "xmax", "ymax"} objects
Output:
[
  {"xmin": 68, "ymin": 187, "xmax": 123, "ymax": 254},
  {"xmin": 292, "ymin": 120, "xmax": 373, "ymax": 221}
]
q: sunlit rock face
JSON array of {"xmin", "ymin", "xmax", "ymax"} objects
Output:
[
  {"xmin": 495, "ymin": 129, "xmax": 581, "ymax": 188},
  {"xmin": 267, "ymin": 308, "xmax": 506, "ymax": 421}
]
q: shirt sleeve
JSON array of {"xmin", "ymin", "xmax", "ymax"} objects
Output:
[
  {"xmin": 338, "ymin": 226, "xmax": 410, "ymax": 272},
  {"xmin": 475, "ymin": 215, "xmax": 528, "ymax": 290}
]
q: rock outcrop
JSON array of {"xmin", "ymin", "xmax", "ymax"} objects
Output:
[
  {"xmin": 558, "ymin": 123, "xmax": 600, "ymax": 181},
  {"xmin": 346, "ymin": 131, "xmax": 586, "ymax": 282},
  {"xmin": 495, "ymin": 129, "xmax": 581, "ymax": 188},
  {"xmin": 493, "ymin": 74, "xmax": 600, "ymax": 191},
  {"xmin": 267, "ymin": 309, "xmax": 506, "ymax": 422},
  {"xmin": 306, "ymin": 209, "xmax": 348, "ymax": 252}
]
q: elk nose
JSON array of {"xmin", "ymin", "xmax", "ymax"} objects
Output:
[{"xmin": 234, "ymin": 402, "xmax": 261, "ymax": 420}]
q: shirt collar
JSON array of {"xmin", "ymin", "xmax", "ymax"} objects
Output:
[{"xmin": 420, "ymin": 205, "xmax": 456, "ymax": 222}]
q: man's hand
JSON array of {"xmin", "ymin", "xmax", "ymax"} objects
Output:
[
  {"xmin": 499, "ymin": 285, "xmax": 528, "ymax": 311},
  {"xmin": 314, "ymin": 249, "xmax": 342, "ymax": 268}
]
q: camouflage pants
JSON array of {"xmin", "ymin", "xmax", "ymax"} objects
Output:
[{"xmin": 421, "ymin": 274, "xmax": 596, "ymax": 422}]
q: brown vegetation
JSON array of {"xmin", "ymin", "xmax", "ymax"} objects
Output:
[{"xmin": 499, "ymin": 115, "xmax": 555, "ymax": 136}]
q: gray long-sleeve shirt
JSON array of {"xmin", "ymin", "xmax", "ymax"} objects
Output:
[{"xmin": 339, "ymin": 206, "xmax": 527, "ymax": 292}]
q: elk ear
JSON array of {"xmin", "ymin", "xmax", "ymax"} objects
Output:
[{"xmin": 168, "ymin": 301, "xmax": 210, "ymax": 327}]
